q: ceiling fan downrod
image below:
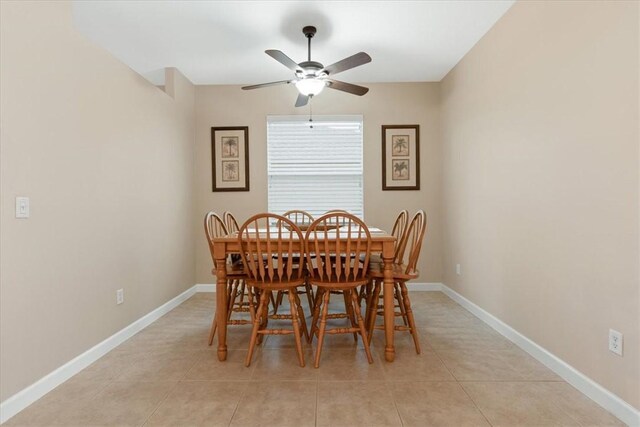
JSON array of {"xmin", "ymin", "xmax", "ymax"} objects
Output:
[{"xmin": 303, "ymin": 26, "xmax": 316, "ymax": 62}]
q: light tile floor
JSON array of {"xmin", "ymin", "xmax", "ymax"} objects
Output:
[{"xmin": 5, "ymin": 291, "xmax": 624, "ymax": 426}]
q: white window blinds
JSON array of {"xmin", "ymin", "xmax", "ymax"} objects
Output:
[{"xmin": 267, "ymin": 115, "xmax": 364, "ymax": 218}]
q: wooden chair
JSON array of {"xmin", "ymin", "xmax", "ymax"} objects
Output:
[
  {"xmin": 359, "ymin": 209, "xmax": 409, "ymax": 305},
  {"xmin": 238, "ymin": 213, "xmax": 309, "ymax": 367},
  {"xmin": 223, "ymin": 211, "xmax": 240, "ymax": 234},
  {"xmin": 272, "ymin": 210, "xmax": 316, "ymax": 313},
  {"xmin": 204, "ymin": 211, "xmax": 255, "ymax": 345},
  {"xmin": 366, "ymin": 210, "xmax": 427, "ymax": 354},
  {"xmin": 301, "ymin": 210, "xmax": 348, "ymax": 232},
  {"xmin": 305, "ymin": 212, "xmax": 373, "ymax": 368},
  {"xmin": 283, "ymin": 209, "xmax": 314, "ymax": 227}
]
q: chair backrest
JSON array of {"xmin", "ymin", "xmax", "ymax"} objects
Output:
[
  {"xmin": 396, "ymin": 210, "xmax": 427, "ymax": 276},
  {"xmin": 391, "ymin": 209, "xmax": 409, "ymax": 261},
  {"xmin": 283, "ymin": 210, "xmax": 314, "ymax": 226},
  {"xmin": 305, "ymin": 212, "xmax": 372, "ymax": 284},
  {"xmin": 316, "ymin": 210, "xmax": 349, "ymax": 230},
  {"xmin": 238, "ymin": 213, "xmax": 305, "ymax": 285},
  {"xmin": 223, "ymin": 211, "xmax": 240, "ymax": 234},
  {"xmin": 204, "ymin": 211, "xmax": 229, "ymax": 268}
]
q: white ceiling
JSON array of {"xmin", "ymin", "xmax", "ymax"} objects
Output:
[{"xmin": 72, "ymin": 0, "xmax": 514, "ymax": 86}]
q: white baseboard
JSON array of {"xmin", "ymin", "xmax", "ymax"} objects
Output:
[
  {"xmin": 0, "ymin": 284, "xmax": 199, "ymax": 425},
  {"xmin": 440, "ymin": 283, "xmax": 640, "ymax": 427}
]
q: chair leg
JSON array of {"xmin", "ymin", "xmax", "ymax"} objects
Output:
[
  {"xmin": 237, "ymin": 280, "xmax": 245, "ymax": 306},
  {"xmin": 400, "ymin": 282, "xmax": 421, "ymax": 354},
  {"xmin": 227, "ymin": 281, "xmax": 239, "ymax": 321},
  {"xmin": 367, "ymin": 282, "xmax": 382, "ymax": 344},
  {"xmin": 309, "ymin": 288, "xmax": 324, "ymax": 343},
  {"xmin": 342, "ymin": 290, "xmax": 358, "ymax": 342},
  {"xmin": 288, "ymin": 290, "xmax": 306, "ymax": 367},
  {"xmin": 314, "ymin": 290, "xmax": 331, "ymax": 368},
  {"xmin": 273, "ymin": 290, "xmax": 285, "ymax": 315},
  {"xmin": 351, "ymin": 290, "xmax": 373, "ymax": 364},
  {"xmin": 363, "ymin": 281, "xmax": 375, "ymax": 327},
  {"xmin": 293, "ymin": 291, "xmax": 309, "ymax": 341},
  {"xmin": 361, "ymin": 281, "xmax": 374, "ymax": 306},
  {"xmin": 365, "ymin": 280, "xmax": 380, "ymax": 327},
  {"xmin": 257, "ymin": 291, "xmax": 271, "ymax": 345},
  {"xmin": 246, "ymin": 290, "xmax": 268, "ymax": 367},
  {"xmin": 305, "ymin": 282, "xmax": 315, "ymax": 311},
  {"xmin": 247, "ymin": 286, "xmax": 256, "ymax": 323},
  {"xmin": 395, "ymin": 283, "xmax": 408, "ymax": 326},
  {"xmin": 357, "ymin": 284, "xmax": 367, "ymax": 306}
]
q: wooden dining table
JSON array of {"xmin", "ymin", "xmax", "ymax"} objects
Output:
[{"xmin": 211, "ymin": 226, "xmax": 398, "ymax": 362}]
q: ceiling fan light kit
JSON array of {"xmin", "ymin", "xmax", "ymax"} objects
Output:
[
  {"xmin": 295, "ymin": 78, "xmax": 326, "ymax": 96},
  {"xmin": 242, "ymin": 26, "xmax": 371, "ymax": 107}
]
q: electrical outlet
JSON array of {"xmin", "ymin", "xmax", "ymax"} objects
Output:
[
  {"xmin": 609, "ymin": 329, "xmax": 623, "ymax": 356},
  {"xmin": 456, "ymin": 263, "xmax": 462, "ymax": 276},
  {"xmin": 116, "ymin": 289, "xmax": 124, "ymax": 305}
]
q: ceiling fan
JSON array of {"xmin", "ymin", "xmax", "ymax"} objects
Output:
[{"xmin": 242, "ymin": 26, "xmax": 372, "ymax": 107}]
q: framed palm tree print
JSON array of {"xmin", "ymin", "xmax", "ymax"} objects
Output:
[
  {"xmin": 382, "ymin": 125, "xmax": 420, "ymax": 190},
  {"xmin": 212, "ymin": 127, "xmax": 250, "ymax": 191}
]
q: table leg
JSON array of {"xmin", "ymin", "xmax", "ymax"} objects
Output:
[
  {"xmin": 215, "ymin": 259, "xmax": 228, "ymax": 361},
  {"xmin": 382, "ymin": 250, "xmax": 395, "ymax": 362}
]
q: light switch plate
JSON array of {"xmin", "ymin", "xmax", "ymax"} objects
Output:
[{"xmin": 15, "ymin": 197, "xmax": 29, "ymax": 219}]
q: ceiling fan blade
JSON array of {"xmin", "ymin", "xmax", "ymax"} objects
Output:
[
  {"xmin": 295, "ymin": 93, "xmax": 309, "ymax": 107},
  {"xmin": 325, "ymin": 79, "xmax": 369, "ymax": 96},
  {"xmin": 323, "ymin": 52, "xmax": 371, "ymax": 76},
  {"xmin": 242, "ymin": 80, "xmax": 292, "ymax": 90},
  {"xmin": 266, "ymin": 50, "xmax": 302, "ymax": 72}
]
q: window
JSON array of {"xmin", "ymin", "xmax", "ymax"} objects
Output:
[{"xmin": 267, "ymin": 115, "xmax": 364, "ymax": 218}]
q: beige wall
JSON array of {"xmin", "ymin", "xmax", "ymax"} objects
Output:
[
  {"xmin": 195, "ymin": 83, "xmax": 442, "ymax": 285},
  {"xmin": 440, "ymin": 0, "xmax": 639, "ymax": 409},
  {"xmin": 0, "ymin": 1, "xmax": 196, "ymax": 400}
]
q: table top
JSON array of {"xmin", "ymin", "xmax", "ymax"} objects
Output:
[{"xmin": 212, "ymin": 226, "xmax": 394, "ymax": 243}]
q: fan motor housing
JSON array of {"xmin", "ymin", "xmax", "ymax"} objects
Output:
[{"xmin": 297, "ymin": 60, "xmax": 324, "ymax": 76}]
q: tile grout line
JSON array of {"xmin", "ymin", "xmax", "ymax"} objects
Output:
[
  {"xmin": 457, "ymin": 381, "xmax": 494, "ymax": 427},
  {"xmin": 387, "ymin": 377, "xmax": 406, "ymax": 427},
  {"xmin": 428, "ymin": 335, "xmax": 495, "ymax": 426},
  {"xmin": 139, "ymin": 379, "xmax": 180, "ymax": 427},
  {"xmin": 227, "ymin": 358, "xmax": 254, "ymax": 427}
]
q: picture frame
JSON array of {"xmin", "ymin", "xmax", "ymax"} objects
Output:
[
  {"xmin": 211, "ymin": 127, "xmax": 250, "ymax": 192},
  {"xmin": 382, "ymin": 125, "xmax": 420, "ymax": 190}
]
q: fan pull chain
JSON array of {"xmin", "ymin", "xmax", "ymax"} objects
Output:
[{"xmin": 309, "ymin": 96, "xmax": 314, "ymax": 128}]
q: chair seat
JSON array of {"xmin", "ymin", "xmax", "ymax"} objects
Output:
[
  {"xmin": 245, "ymin": 270, "xmax": 306, "ymax": 290},
  {"xmin": 367, "ymin": 262, "xmax": 418, "ymax": 281},
  {"xmin": 308, "ymin": 269, "xmax": 369, "ymax": 289}
]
